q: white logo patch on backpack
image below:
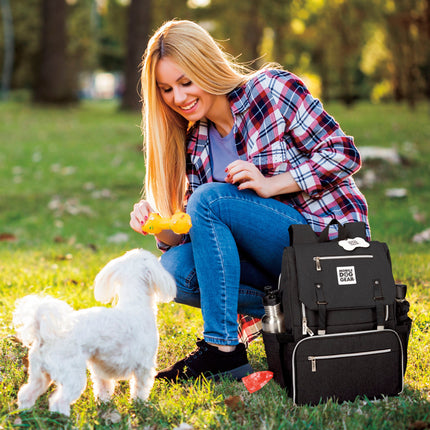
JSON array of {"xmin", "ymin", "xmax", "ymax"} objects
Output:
[{"xmin": 337, "ymin": 266, "xmax": 357, "ymax": 285}]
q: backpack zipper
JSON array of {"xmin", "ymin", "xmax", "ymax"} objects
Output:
[
  {"xmin": 313, "ymin": 254, "xmax": 374, "ymax": 271},
  {"xmin": 308, "ymin": 348, "xmax": 392, "ymax": 372},
  {"xmin": 301, "ymin": 303, "xmax": 314, "ymax": 336}
]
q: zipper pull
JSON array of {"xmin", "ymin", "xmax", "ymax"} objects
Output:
[
  {"xmin": 301, "ymin": 303, "xmax": 308, "ymax": 335},
  {"xmin": 302, "ymin": 317, "xmax": 307, "ymax": 335},
  {"xmin": 301, "ymin": 303, "xmax": 314, "ymax": 336},
  {"xmin": 313, "ymin": 257, "xmax": 321, "ymax": 271},
  {"xmin": 309, "ymin": 356, "xmax": 317, "ymax": 372},
  {"xmin": 306, "ymin": 326, "xmax": 314, "ymax": 336}
]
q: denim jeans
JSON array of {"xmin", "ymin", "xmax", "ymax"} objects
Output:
[{"xmin": 160, "ymin": 182, "xmax": 307, "ymax": 346}]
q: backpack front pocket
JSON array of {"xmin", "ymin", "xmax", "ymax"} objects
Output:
[{"xmin": 292, "ymin": 330, "xmax": 403, "ymax": 405}]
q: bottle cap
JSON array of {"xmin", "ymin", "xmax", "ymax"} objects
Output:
[
  {"xmin": 263, "ymin": 288, "xmax": 280, "ymax": 306},
  {"xmin": 395, "ymin": 284, "xmax": 407, "ymax": 301},
  {"xmin": 263, "ymin": 285, "xmax": 272, "ymax": 294}
]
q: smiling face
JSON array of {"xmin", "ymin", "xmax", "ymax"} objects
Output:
[{"xmin": 155, "ymin": 56, "xmax": 221, "ymax": 123}]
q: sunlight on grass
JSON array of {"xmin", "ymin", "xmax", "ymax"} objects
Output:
[{"xmin": 1, "ymin": 100, "xmax": 429, "ymax": 429}]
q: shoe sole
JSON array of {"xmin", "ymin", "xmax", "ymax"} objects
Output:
[
  {"xmin": 156, "ymin": 363, "xmax": 254, "ymax": 383},
  {"xmin": 209, "ymin": 363, "xmax": 254, "ymax": 382}
]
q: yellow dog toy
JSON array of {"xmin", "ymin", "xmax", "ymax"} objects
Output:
[{"xmin": 142, "ymin": 211, "xmax": 192, "ymax": 235}]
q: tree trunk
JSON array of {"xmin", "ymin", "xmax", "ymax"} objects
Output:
[
  {"xmin": 120, "ymin": 0, "xmax": 152, "ymax": 111},
  {"xmin": 1, "ymin": 0, "xmax": 14, "ymax": 100},
  {"xmin": 33, "ymin": 0, "xmax": 76, "ymax": 104},
  {"xmin": 243, "ymin": 0, "xmax": 263, "ymax": 66},
  {"xmin": 424, "ymin": 0, "xmax": 430, "ymax": 100}
]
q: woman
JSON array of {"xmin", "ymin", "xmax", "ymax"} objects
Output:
[{"xmin": 129, "ymin": 19, "xmax": 370, "ymax": 381}]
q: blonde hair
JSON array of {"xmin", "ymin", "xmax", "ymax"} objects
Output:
[{"xmin": 140, "ymin": 19, "xmax": 255, "ymax": 217}]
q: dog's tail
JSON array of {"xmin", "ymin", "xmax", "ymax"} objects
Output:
[
  {"xmin": 94, "ymin": 248, "xmax": 176, "ymax": 305},
  {"xmin": 13, "ymin": 295, "xmax": 75, "ymax": 347}
]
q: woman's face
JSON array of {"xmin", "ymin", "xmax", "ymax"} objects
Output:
[{"xmin": 155, "ymin": 57, "xmax": 218, "ymax": 122}]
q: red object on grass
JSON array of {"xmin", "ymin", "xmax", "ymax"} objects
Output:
[{"xmin": 242, "ymin": 371, "xmax": 274, "ymax": 393}]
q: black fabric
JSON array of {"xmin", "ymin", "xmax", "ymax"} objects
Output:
[
  {"xmin": 262, "ymin": 332, "xmax": 293, "ymax": 388},
  {"xmin": 395, "ymin": 300, "xmax": 413, "ymax": 371}
]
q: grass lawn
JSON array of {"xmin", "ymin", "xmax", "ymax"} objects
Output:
[{"xmin": 0, "ymin": 99, "xmax": 429, "ymax": 429}]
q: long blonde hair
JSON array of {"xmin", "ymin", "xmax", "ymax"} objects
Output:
[{"xmin": 140, "ymin": 19, "xmax": 255, "ymax": 217}]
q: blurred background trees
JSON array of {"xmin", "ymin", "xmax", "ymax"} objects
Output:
[{"xmin": 0, "ymin": 0, "xmax": 429, "ymax": 109}]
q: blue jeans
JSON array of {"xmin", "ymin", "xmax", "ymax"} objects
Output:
[{"xmin": 160, "ymin": 183, "xmax": 307, "ymax": 346}]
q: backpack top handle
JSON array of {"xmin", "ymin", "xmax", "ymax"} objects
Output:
[
  {"xmin": 289, "ymin": 220, "xmax": 367, "ymax": 245},
  {"xmin": 318, "ymin": 219, "xmax": 367, "ymax": 243}
]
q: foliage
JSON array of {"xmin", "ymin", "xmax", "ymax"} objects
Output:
[
  {"xmin": 0, "ymin": 100, "xmax": 429, "ymax": 428},
  {"xmin": 1, "ymin": 0, "xmax": 429, "ymax": 104},
  {"xmin": 0, "ymin": 0, "xmax": 96, "ymax": 92}
]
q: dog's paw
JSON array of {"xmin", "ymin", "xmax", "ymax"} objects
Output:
[
  {"xmin": 94, "ymin": 393, "xmax": 113, "ymax": 403},
  {"xmin": 49, "ymin": 400, "xmax": 71, "ymax": 417},
  {"xmin": 17, "ymin": 400, "xmax": 35, "ymax": 411},
  {"xmin": 17, "ymin": 389, "xmax": 37, "ymax": 411}
]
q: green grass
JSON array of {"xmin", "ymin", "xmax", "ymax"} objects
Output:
[{"xmin": 0, "ymin": 99, "xmax": 429, "ymax": 429}]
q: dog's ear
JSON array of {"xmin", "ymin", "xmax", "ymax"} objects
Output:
[
  {"xmin": 144, "ymin": 253, "xmax": 177, "ymax": 303},
  {"xmin": 94, "ymin": 249, "xmax": 176, "ymax": 304},
  {"xmin": 94, "ymin": 261, "xmax": 119, "ymax": 304}
]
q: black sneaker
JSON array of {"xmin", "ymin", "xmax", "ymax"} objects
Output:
[{"xmin": 156, "ymin": 339, "xmax": 253, "ymax": 382}]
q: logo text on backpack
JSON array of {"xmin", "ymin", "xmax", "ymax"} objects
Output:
[{"xmin": 337, "ymin": 266, "xmax": 357, "ymax": 285}]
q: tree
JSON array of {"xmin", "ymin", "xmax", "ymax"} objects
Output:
[
  {"xmin": 120, "ymin": 0, "xmax": 152, "ymax": 111},
  {"xmin": 305, "ymin": 0, "xmax": 376, "ymax": 104},
  {"xmin": 381, "ymin": 0, "xmax": 429, "ymax": 107},
  {"xmin": 262, "ymin": 0, "xmax": 292, "ymax": 66},
  {"xmin": 33, "ymin": 0, "xmax": 77, "ymax": 104},
  {"xmin": 1, "ymin": 0, "xmax": 14, "ymax": 100},
  {"xmin": 205, "ymin": 0, "xmax": 265, "ymax": 66}
]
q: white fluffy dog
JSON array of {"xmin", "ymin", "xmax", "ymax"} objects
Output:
[{"xmin": 13, "ymin": 248, "xmax": 176, "ymax": 416}]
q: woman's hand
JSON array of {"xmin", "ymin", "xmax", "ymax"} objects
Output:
[
  {"xmin": 130, "ymin": 200, "xmax": 185, "ymax": 247},
  {"xmin": 129, "ymin": 199, "xmax": 154, "ymax": 235},
  {"xmin": 225, "ymin": 160, "xmax": 274, "ymax": 198},
  {"xmin": 225, "ymin": 160, "xmax": 301, "ymax": 198}
]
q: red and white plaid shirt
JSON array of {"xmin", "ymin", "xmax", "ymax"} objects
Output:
[
  {"xmin": 182, "ymin": 69, "xmax": 370, "ymax": 345},
  {"xmin": 186, "ymin": 69, "xmax": 370, "ymax": 239}
]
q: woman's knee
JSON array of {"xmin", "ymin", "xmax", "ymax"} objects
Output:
[{"xmin": 187, "ymin": 182, "xmax": 235, "ymax": 217}]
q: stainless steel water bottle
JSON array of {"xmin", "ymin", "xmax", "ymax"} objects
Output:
[{"xmin": 262, "ymin": 286, "xmax": 285, "ymax": 334}]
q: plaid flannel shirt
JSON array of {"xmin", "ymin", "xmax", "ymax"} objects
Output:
[
  {"xmin": 186, "ymin": 69, "xmax": 369, "ymax": 239},
  {"xmin": 183, "ymin": 69, "xmax": 370, "ymax": 345}
]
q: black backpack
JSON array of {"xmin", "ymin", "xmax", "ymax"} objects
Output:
[{"xmin": 262, "ymin": 221, "xmax": 412, "ymax": 405}]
